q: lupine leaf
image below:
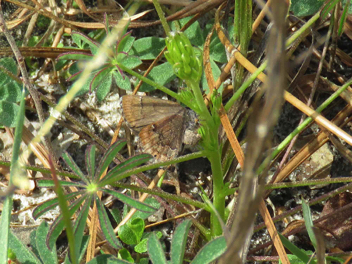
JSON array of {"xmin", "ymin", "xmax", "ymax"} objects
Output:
[
  {"xmin": 171, "ymin": 220, "xmax": 192, "ymax": 264},
  {"xmin": 95, "ymin": 141, "xmax": 126, "ymax": 182},
  {"xmin": 62, "ymin": 152, "xmax": 90, "ymax": 184},
  {"xmin": 85, "ymin": 145, "xmax": 96, "ymax": 180},
  {"xmin": 102, "ymin": 189, "xmax": 156, "ymax": 213},
  {"xmin": 101, "ymin": 153, "xmax": 152, "ymax": 184},
  {"xmin": 95, "ymin": 196, "xmax": 122, "ymax": 249},
  {"xmin": 147, "ymin": 232, "xmax": 167, "ymax": 264},
  {"xmin": 33, "ymin": 191, "xmax": 83, "ymax": 220},
  {"xmin": 71, "ymin": 31, "xmax": 99, "ymax": 54},
  {"xmin": 74, "ymin": 195, "xmax": 93, "ymax": 258},
  {"xmin": 57, "ymin": 52, "xmax": 93, "ymax": 61},
  {"xmin": 36, "ymin": 221, "xmax": 58, "ymax": 263},
  {"xmin": 191, "ymin": 236, "xmax": 227, "ymax": 264},
  {"xmin": 46, "ymin": 196, "xmax": 86, "ymax": 250},
  {"xmin": 37, "ymin": 179, "xmax": 85, "ymax": 188}
]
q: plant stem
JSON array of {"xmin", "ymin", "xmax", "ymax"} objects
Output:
[
  {"xmin": 186, "ymin": 79, "xmax": 224, "ymax": 236},
  {"xmin": 152, "ymin": 0, "xmax": 170, "ymax": 35},
  {"xmin": 207, "ymin": 147, "xmax": 225, "ymax": 236}
]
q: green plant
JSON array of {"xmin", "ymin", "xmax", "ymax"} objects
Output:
[
  {"xmin": 57, "ymin": 15, "xmax": 142, "ymax": 100},
  {"xmin": 277, "ymin": 199, "xmax": 346, "ymax": 264},
  {"xmin": 147, "ymin": 219, "xmax": 226, "ymax": 264},
  {"xmin": 0, "ymin": 57, "xmax": 23, "ymax": 127},
  {"xmin": 32, "ymin": 142, "xmax": 156, "ymax": 259}
]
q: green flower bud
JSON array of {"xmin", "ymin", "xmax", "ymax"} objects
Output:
[{"xmin": 165, "ymin": 31, "xmax": 202, "ymax": 82}]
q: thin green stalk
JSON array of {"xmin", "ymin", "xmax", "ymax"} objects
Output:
[
  {"xmin": 225, "ymin": 61, "xmax": 267, "ymax": 111},
  {"xmin": 152, "ymin": 0, "xmax": 170, "ymax": 35},
  {"xmin": 119, "ymin": 64, "xmax": 183, "ymax": 104},
  {"xmin": 257, "ymin": 77, "xmax": 352, "ymax": 174},
  {"xmin": 225, "ymin": 11, "xmax": 321, "ymax": 112},
  {"xmin": 186, "ymin": 80, "xmax": 213, "ymax": 122}
]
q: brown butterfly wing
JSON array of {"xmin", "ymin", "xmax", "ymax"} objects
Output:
[
  {"xmin": 138, "ymin": 113, "xmax": 185, "ymax": 161},
  {"xmin": 122, "ymin": 95, "xmax": 184, "ymax": 133}
]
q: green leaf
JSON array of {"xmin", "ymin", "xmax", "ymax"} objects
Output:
[
  {"xmin": 71, "ymin": 32, "xmax": 99, "ymax": 54},
  {"xmin": 96, "ymin": 71, "xmax": 113, "ymax": 101},
  {"xmin": 30, "ymin": 228, "xmax": 40, "ymax": 259},
  {"xmin": 139, "ymin": 62, "xmax": 175, "ymax": 92},
  {"xmin": 302, "ymin": 198, "xmax": 317, "ymax": 250},
  {"xmin": 118, "ymin": 248, "xmax": 134, "ymax": 263},
  {"xmin": 278, "ymin": 233, "xmax": 311, "ymax": 263},
  {"xmin": 290, "ymin": 0, "xmax": 325, "ymax": 16},
  {"xmin": 46, "ymin": 195, "xmax": 86, "ymax": 250},
  {"xmin": 118, "ymin": 218, "xmax": 145, "ymax": 245},
  {"xmin": 0, "ymin": 100, "xmax": 20, "ymax": 127},
  {"xmin": 112, "ymin": 69, "xmax": 131, "ymax": 91},
  {"xmin": 0, "ymin": 89, "xmax": 25, "ymax": 262},
  {"xmin": 74, "ymin": 196, "xmax": 92, "ymax": 258},
  {"xmin": 36, "ymin": 221, "xmax": 58, "ymax": 263},
  {"xmin": 129, "ymin": 37, "xmax": 165, "ymax": 60},
  {"xmin": 90, "ymin": 66, "xmax": 113, "ymax": 92},
  {"xmin": 62, "ymin": 152, "xmax": 89, "ymax": 184},
  {"xmin": 171, "ymin": 220, "xmax": 192, "ymax": 264},
  {"xmin": 102, "ymin": 189, "xmax": 156, "ymax": 213},
  {"xmin": 57, "ymin": 52, "xmax": 93, "ymax": 61},
  {"xmin": 86, "ymin": 254, "xmax": 129, "ymax": 264},
  {"xmin": 172, "ymin": 18, "xmax": 204, "ymax": 48},
  {"xmin": 280, "ymin": 252, "xmax": 315, "ymax": 264},
  {"xmin": 85, "ymin": 145, "xmax": 96, "ymax": 180},
  {"xmin": 135, "ymin": 232, "xmax": 162, "ymax": 254},
  {"xmin": 37, "ymin": 179, "xmax": 85, "ymax": 188},
  {"xmin": 101, "ymin": 153, "xmax": 152, "ymax": 184},
  {"xmin": 120, "ymin": 56, "xmax": 142, "ymax": 70},
  {"xmin": 147, "ymin": 232, "xmax": 167, "ymax": 264},
  {"xmin": 191, "ymin": 236, "xmax": 227, "ymax": 264},
  {"xmin": 32, "ymin": 191, "xmax": 83, "ymax": 219},
  {"xmin": 0, "ymin": 82, "xmax": 22, "ymax": 103},
  {"xmin": 95, "ymin": 141, "xmax": 127, "ymax": 181},
  {"xmin": 8, "ymin": 230, "xmax": 41, "ymax": 263},
  {"xmin": 130, "ymin": 196, "xmax": 161, "ymax": 221},
  {"xmin": 0, "ymin": 57, "xmax": 18, "ymax": 77},
  {"xmin": 78, "ymin": 235, "xmax": 90, "ymax": 262},
  {"xmin": 96, "ymin": 196, "xmax": 122, "ymax": 249},
  {"xmin": 117, "ymin": 33, "xmax": 135, "ymax": 53}
]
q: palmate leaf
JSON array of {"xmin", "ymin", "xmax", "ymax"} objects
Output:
[
  {"xmin": 102, "ymin": 189, "xmax": 156, "ymax": 213},
  {"xmin": 95, "ymin": 195, "xmax": 122, "ymax": 249},
  {"xmin": 62, "ymin": 152, "xmax": 90, "ymax": 185},
  {"xmin": 171, "ymin": 220, "xmax": 192, "ymax": 264},
  {"xmin": 46, "ymin": 195, "xmax": 86, "ymax": 250},
  {"xmin": 85, "ymin": 145, "xmax": 96, "ymax": 179},
  {"xmin": 94, "ymin": 141, "xmax": 127, "ymax": 182},
  {"xmin": 101, "ymin": 154, "xmax": 152, "ymax": 185},
  {"xmin": 33, "ymin": 191, "xmax": 84, "ymax": 219}
]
